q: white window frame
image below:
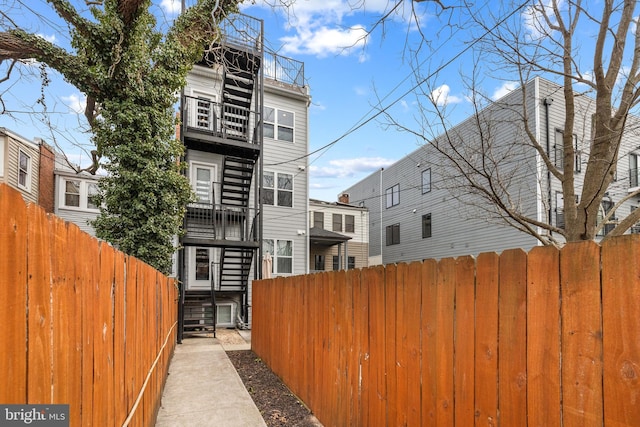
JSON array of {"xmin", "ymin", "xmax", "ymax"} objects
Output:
[
  {"xmin": 188, "ymin": 246, "xmax": 218, "ymax": 290},
  {"xmin": 263, "ymin": 171, "xmax": 293, "ymax": 207},
  {"xmin": 59, "ymin": 177, "xmax": 100, "ymax": 212},
  {"xmin": 263, "ymin": 238, "xmax": 294, "ymax": 275},
  {"xmin": 18, "ymin": 149, "xmax": 31, "ymax": 191},
  {"xmin": 263, "ymin": 106, "xmax": 294, "ymax": 142},
  {"xmin": 189, "ymin": 161, "xmax": 217, "ymax": 206},
  {"xmin": 216, "ymin": 302, "xmax": 236, "ymax": 327}
]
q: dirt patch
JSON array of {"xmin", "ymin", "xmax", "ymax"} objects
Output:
[{"xmin": 227, "ymin": 350, "xmax": 322, "ymax": 427}]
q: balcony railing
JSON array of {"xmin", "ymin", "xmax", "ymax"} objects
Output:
[
  {"xmin": 264, "ymin": 51, "xmax": 305, "ymax": 87},
  {"xmin": 185, "ymin": 203, "xmax": 258, "ymax": 241},
  {"xmin": 183, "ymin": 95, "xmax": 260, "ymax": 145},
  {"xmin": 630, "ymin": 167, "xmax": 639, "ymax": 187},
  {"xmin": 219, "ymin": 13, "xmax": 263, "ymax": 52}
]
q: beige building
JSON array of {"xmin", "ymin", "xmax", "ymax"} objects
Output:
[
  {"xmin": 309, "ymin": 195, "xmax": 369, "ymax": 272},
  {"xmin": 0, "ymin": 127, "xmax": 55, "ymax": 211}
]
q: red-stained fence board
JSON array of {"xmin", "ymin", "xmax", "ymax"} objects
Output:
[
  {"xmin": 474, "ymin": 252, "xmax": 499, "ymax": 426},
  {"xmin": 527, "ymin": 246, "xmax": 562, "ymax": 426},
  {"xmin": 0, "ymin": 185, "xmax": 28, "ymax": 403},
  {"xmin": 602, "ymin": 236, "xmax": 640, "ymax": 426},
  {"xmin": 561, "ymin": 241, "xmax": 603, "ymax": 427}
]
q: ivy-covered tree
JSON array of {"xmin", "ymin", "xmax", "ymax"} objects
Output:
[{"xmin": 0, "ymin": 0, "xmax": 239, "ymax": 272}]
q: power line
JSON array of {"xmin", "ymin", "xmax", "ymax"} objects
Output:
[{"xmin": 265, "ymin": 0, "xmax": 530, "ymax": 167}]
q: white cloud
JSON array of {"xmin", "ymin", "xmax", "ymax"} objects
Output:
[
  {"xmin": 522, "ymin": 0, "xmax": 559, "ymax": 40},
  {"xmin": 354, "ymin": 86, "xmax": 368, "ymax": 96},
  {"xmin": 61, "ymin": 94, "xmax": 86, "ymax": 114},
  {"xmin": 491, "ymin": 81, "xmax": 518, "ymax": 100},
  {"xmin": 37, "ymin": 33, "xmax": 56, "ymax": 43},
  {"xmin": 310, "ymin": 156, "xmax": 394, "ymax": 179},
  {"xmin": 280, "ymin": 25, "xmax": 369, "ymax": 58},
  {"xmin": 429, "ymin": 84, "xmax": 463, "ymax": 106},
  {"xmin": 160, "ymin": 0, "xmax": 181, "ymax": 15}
]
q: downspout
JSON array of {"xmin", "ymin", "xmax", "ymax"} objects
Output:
[
  {"xmin": 380, "ymin": 167, "xmax": 384, "ymax": 263},
  {"xmin": 544, "ymin": 97, "xmax": 554, "ymax": 230},
  {"xmin": 252, "ymin": 19, "xmax": 265, "ymax": 326}
]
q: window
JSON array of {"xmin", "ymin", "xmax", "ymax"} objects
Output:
[
  {"xmin": 216, "ymin": 303, "xmax": 235, "ymax": 327},
  {"xmin": 422, "ymin": 168, "xmax": 431, "ymax": 194},
  {"xmin": 264, "ymin": 239, "xmax": 293, "ymax": 274},
  {"xmin": 314, "ymin": 255, "xmax": 325, "ymax": 271},
  {"xmin": 195, "ymin": 248, "xmax": 210, "ymax": 281},
  {"xmin": 555, "ymin": 192, "xmax": 565, "ymax": 229},
  {"xmin": 333, "ymin": 214, "xmax": 342, "ymax": 232},
  {"xmin": 314, "ymin": 212, "xmax": 324, "ymax": 229},
  {"xmin": 386, "ymin": 184, "xmax": 400, "ymax": 208},
  {"xmin": 263, "ymin": 171, "xmax": 292, "ymax": 207},
  {"xmin": 277, "ymin": 173, "xmax": 293, "ymax": 207},
  {"xmin": 422, "ymin": 213, "xmax": 432, "ymax": 238},
  {"xmin": 262, "ymin": 171, "xmax": 274, "ymax": 205},
  {"xmin": 64, "ymin": 180, "xmax": 81, "ymax": 207},
  {"xmin": 87, "ymin": 183, "xmax": 99, "ymax": 209},
  {"xmin": 599, "ymin": 199, "xmax": 616, "ymax": 236},
  {"xmin": 386, "ymin": 223, "xmax": 400, "ymax": 246},
  {"xmin": 333, "ymin": 255, "xmax": 356, "ymax": 270},
  {"xmin": 191, "ymin": 163, "xmax": 215, "ymax": 205},
  {"xmin": 630, "ymin": 153, "xmax": 639, "ymax": 187},
  {"xmin": 345, "ymin": 215, "xmax": 355, "ymax": 233},
  {"xmin": 18, "ymin": 150, "xmax": 31, "ymax": 191},
  {"xmin": 61, "ymin": 178, "xmax": 100, "ymax": 211},
  {"xmin": 263, "ymin": 106, "xmax": 294, "ymax": 142},
  {"xmin": 554, "ymin": 129, "xmax": 579, "ymax": 172}
]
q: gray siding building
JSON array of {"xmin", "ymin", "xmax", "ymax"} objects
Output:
[{"xmin": 344, "ymin": 77, "xmax": 640, "ymax": 265}]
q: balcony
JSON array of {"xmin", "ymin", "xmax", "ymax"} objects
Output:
[
  {"xmin": 183, "ymin": 202, "xmax": 258, "ymax": 247},
  {"xmin": 182, "ymin": 95, "xmax": 261, "ymax": 158}
]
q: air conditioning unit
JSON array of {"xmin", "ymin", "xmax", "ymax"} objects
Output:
[{"xmin": 631, "ymin": 225, "xmax": 640, "ymax": 234}]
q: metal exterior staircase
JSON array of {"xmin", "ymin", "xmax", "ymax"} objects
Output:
[
  {"xmin": 219, "ymin": 248, "xmax": 255, "ymax": 291},
  {"xmin": 221, "ymin": 156, "xmax": 254, "ymax": 208},
  {"xmin": 182, "ymin": 290, "xmax": 215, "ymax": 334}
]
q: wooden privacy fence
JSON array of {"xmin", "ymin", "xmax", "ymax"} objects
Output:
[
  {"xmin": 253, "ymin": 237, "xmax": 640, "ymax": 427},
  {"xmin": 0, "ymin": 184, "xmax": 178, "ymax": 426}
]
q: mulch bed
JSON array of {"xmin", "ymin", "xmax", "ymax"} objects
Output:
[{"xmin": 226, "ymin": 350, "xmax": 322, "ymax": 427}]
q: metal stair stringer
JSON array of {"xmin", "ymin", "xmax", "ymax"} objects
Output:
[{"xmin": 218, "ymin": 247, "xmax": 255, "ymax": 291}]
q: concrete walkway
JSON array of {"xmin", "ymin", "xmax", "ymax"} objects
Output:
[{"xmin": 155, "ymin": 332, "xmax": 266, "ymax": 427}]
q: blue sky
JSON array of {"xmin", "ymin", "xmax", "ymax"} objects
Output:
[{"xmin": 0, "ymin": 0, "xmax": 548, "ymax": 201}]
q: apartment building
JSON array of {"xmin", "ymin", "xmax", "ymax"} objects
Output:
[
  {"xmin": 344, "ymin": 77, "xmax": 640, "ymax": 265},
  {"xmin": 178, "ymin": 13, "xmax": 310, "ymax": 338},
  {"xmin": 309, "ymin": 196, "xmax": 369, "ymax": 272}
]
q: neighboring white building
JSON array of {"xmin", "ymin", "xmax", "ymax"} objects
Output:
[
  {"xmin": 309, "ymin": 196, "xmax": 369, "ymax": 272},
  {"xmin": 0, "ymin": 127, "xmax": 55, "ymax": 210},
  {"xmin": 344, "ymin": 77, "xmax": 640, "ymax": 265},
  {"xmin": 54, "ymin": 156, "xmax": 101, "ymax": 236}
]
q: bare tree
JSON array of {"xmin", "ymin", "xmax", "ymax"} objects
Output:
[{"xmin": 384, "ymin": 0, "xmax": 640, "ymax": 246}]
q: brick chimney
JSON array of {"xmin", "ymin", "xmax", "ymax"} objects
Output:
[
  {"xmin": 338, "ymin": 193, "xmax": 350, "ymax": 204},
  {"xmin": 38, "ymin": 141, "xmax": 55, "ymax": 213}
]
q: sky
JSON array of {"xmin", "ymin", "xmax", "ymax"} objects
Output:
[{"xmin": 0, "ymin": 0, "xmax": 554, "ymax": 201}]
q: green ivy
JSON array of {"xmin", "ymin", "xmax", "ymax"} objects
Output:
[{"xmin": 12, "ymin": 0, "xmax": 239, "ymax": 273}]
